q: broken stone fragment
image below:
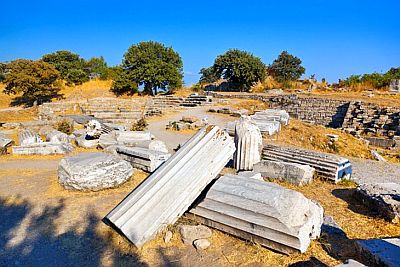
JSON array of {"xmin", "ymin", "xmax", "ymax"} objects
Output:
[
  {"xmin": 237, "ymin": 171, "xmax": 263, "ymax": 180},
  {"xmin": 254, "ymin": 160, "xmax": 315, "ymax": 185},
  {"xmin": 178, "ymin": 225, "xmax": 212, "ymax": 245},
  {"xmin": 193, "ymin": 239, "xmax": 210, "ymax": 250},
  {"xmin": 164, "ymin": 231, "xmax": 173, "ymax": 244},
  {"xmin": 233, "ymin": 116, "xmax": 263, "ymax": 171},
  {"xmin": 58, "ymin": 152, "xmax": 133, "ymax": 191},
  {"xmin": 354, "ymin": 183, "xmax": 400, "ymax": 223}
]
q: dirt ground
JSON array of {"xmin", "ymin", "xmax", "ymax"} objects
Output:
[{"xmin": 1, "ymin": 106, "xmax": 400, "ymax": 267}]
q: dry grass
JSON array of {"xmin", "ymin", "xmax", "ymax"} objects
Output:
[
  {"xmin": 60, "ymin": 80, "xmax": 114, "ymax": 100},
  {"xmin": 171, "ymin": 87, "xmax": 195, "ymax": 97},
  {"xmin": 273, "ymin": 120, "xmax": 372, "ymax": 159},
  {"xmin": 0, "ymin": 107, "xmax": 38, "ymax": 122}
]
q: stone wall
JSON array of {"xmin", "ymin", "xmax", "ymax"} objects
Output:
[{"xmin": 210, "ymin": 92, "xmax": 400, "ymax": 137}]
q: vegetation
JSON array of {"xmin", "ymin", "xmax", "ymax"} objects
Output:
[
  {"xmin": 111, "ymin": 41, "xmax": 183, "ymax": 96},
  {"xmin": 338, "ymin": 67, "xmax": 400, "ymax": 90},
  {"xmin": 55, "ymin": 119, "xmax": 74, "ymax": 134},
  {"xmin": 0, "ymin": 62, "xmax": 6, "ymax": 82},
  {"xmin": 2, "ymin": 59, "xmax": 61, "ymax": 106},
  {"xmin": 268, "ymin": 51, "xmax": 305, "ymax": 86},
  {"xmin": 200, "ymin": 49, "xmax": 266, "ymax": 91},
  {"xmin": 130, "ymin": 118, "xmax": 148, "ymax": 131},
  {"xmin": 42, "ymin": 50, "xmax": 88, "ymax": 85}
]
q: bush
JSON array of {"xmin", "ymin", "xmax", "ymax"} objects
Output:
[
  {"xmin": 55, "ymin": 119, "xmax": 73, "ymax": 135},
  {"xmin": 131, "ymin": 118, "xmax": 148, "ymax": 131}
]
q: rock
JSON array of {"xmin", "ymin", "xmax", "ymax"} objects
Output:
[
  {"xmin": 75, "ymin": 135, "xmax": 99, "ymax": 148},
  {"xmin": 254, "ymin": 160, "xmax": 315, "ymax": 185},
  {"xmin": 181, "ymin": 116, "xmax": 198, "ymax": 123},
  {"xmin": 98, "ymin": 133, "xmax": 118, "ymax": 149},
  {"xmin": 322, "ymin": 215, "xmax": 346, "ymax": 237},
  {"xmin": 46, "ymin": 130, "xmax": 70, "ymax": 144},
  {"xmin": 237, "ymin": 171, "xmax": 263, "ymax": 180},
  {"xmin": 193, "ymin": 239, "xmax": 210, "ymax": 250},
  {"xmin": 116, "ymin": 146, "xmax": 171, "ymax": 172},
  {"xmin": 354, "ymin": 183, "xmax": 400, "ymax": 223},
  {"xmin": 72, "ymin": 129, "xmax": 87, "ymax": 138},
  {"xmin": 178, "ymin": 225, "xmax": 212, "ymax": 245},
  {"xmin": 58, "ymin": 152, "xmax": 133, "ymax": 191},
  {"xmin": 334, "ymin": 259, "xmax": 366, "ymax": 267},
  {"xmin": 38, "ymin": 125, "xmax": 56, "ymax": 136},
  {"xmin": 19, "ymin": 129, "xmax": 42, "ymax": 145},
  {"xmin": 233, "ymin": 116, "xmax": 263, "ymax": 171},
  {"xmin": 164, "ymin": 231, "xmax": 173, "ymax": 244},
  {"xmin": 12, "ymin": 142, "xmax": 73, "ymax": 155},
  {"xmin": 356, "ymin": 237, "xmax": 400, "ymax": 267},
  {"xmin": 371, "ymin": 150, "xmax": 387, "ymax": 162},
  {"xmin": 115, "ymin": 131, "xmax": 152, "ymax": 146}
]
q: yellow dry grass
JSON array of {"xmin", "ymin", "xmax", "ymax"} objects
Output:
[
  {"xmin": 273, "ymin": 119, "xmax": 372, "ymax": 159},
  {"xmin": 0, "ymin": 107, "xmax": 38, "ymax": 122}
]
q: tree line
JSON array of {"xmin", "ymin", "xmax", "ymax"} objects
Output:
[{"xmin": 2, "ymin": 40, "xmax": 398, "ymax": 107}]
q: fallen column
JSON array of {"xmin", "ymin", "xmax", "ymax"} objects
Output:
[
  {"xmin": 105, "ymin": 125, "xmax": 235, "ymax": 247},
  {"xmin": 253, "ymin": 160, "xmax": 315, "ymax": 185},
  {"xmin": 262, "ymin": 144, "xmax": 352, "ymax": 182},
  {"xmin": 188, "ymin": 174, "xmax": 324, "ymax": 254},
  {"xmin": 233, "ymin": 116, "xmax": 262, "ymax": 171},
  {"xmin": 116, "ymin": 146, "xmax": 171, "ymax": 172}
]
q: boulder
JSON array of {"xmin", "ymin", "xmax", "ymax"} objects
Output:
[
  {"xmin": 178, "ymin": 225, "xmax": 212, "ymax": 245},
  {"xmin": 58, "ymin": 152, "xmax": 133, "ymax": 191},
  {"xmin": 193, "ymin": 239, "xmax": 211, "ymax": 250},
  {"xmin": 254, "ymin": 160, "xmax": 315, "ymax": 185},
  {"xmin": 354, "ymin": 183, "xmax": 400, "ymax": 223}
]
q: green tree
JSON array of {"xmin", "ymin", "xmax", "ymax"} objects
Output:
[
  {"xmin": 3, "ymin": 59, "xmax": 61, "ymax": 106},
  {"xmin": 86, "ymin": 56, "xmax": 109, "ymax": 80},
  {"xmin": 111, "ymin": 41, "xmax": 183, "ymax": 96},
  {"xmin": 385, "ymin": 67, "xmax": 400, "ymax": 80},
  {"xmin": 0, "ymin": 62, "xmax": 7, "ymax": 82},
  {"xmin": 199, "ymin": 66, "xmax": 219, "ymax": 84},
  {"xmin": 42, "ymin": 50, "xmax": 88, "ymax": 85},
  {"xmin": 204, "ymin": 49, "xmax": 266, "ymax": 91},
  {"xmin": 268, "ymin": 51, "xmax": 305, "ymax": 83}
]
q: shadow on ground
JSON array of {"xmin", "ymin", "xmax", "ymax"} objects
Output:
[
  {"xmin": 332, "ymin": 188, "xmax": 381, "ymax": 218},
  {"xmin": 0, "ymin": 196, "xmax": 147, "ymax": 267}
]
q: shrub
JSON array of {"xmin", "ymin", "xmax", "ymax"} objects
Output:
[
  {"xmin": 131, "ymin": 118, "xmax": 148, "ymax": 131},
  {"xmin": 55, "ymin": 119, "xmax": 73, "ymax": 134}
]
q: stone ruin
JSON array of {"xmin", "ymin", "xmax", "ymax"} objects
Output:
[
  {"xmin": 166, "ymin": 116, "xmax": 207, "ymax": 131},
  {"xmin": 389, "ymin": 79, "xmax": 400, "ymax": 93}
]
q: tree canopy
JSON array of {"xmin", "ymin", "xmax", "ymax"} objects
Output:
[
  {"xmin": 111, "ymin": 41, "xmax": 183, "ymax": 96},
  {"xmin": 339, "ymin": 67, "xmax": 400, "ymax": 89},
  {"xmin": 199, "ymin": 66, "xmax": 219, "ymax": 84},
  {"xmin": 86, "ymin": 56, "xmax": 109, "ymax": 80},
  {"xmin": 201, "ymin": 49, "xmax": 266, "ymax": 91},
  {"xmin": 3, "ymin": 59, "xmax": 61, "ymax": 106},
  {"xmin": 42, "ymin": 50, "xmax": 88, "ymax": 85},
  {"xmin": 268, "ymin": 51, "xmax": 305, "ymax": 83}
]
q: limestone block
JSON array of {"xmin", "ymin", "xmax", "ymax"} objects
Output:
[
  {"xmin": 46, "ymin": 130, "xmax": 70, "ymax": 144},
  {"xmin": 115, "ymin": 131, "xmax": 152, "ymax": 146},
  {"xmin": 237, "ymin": 171, "xmax": 263, "ymax": 180},
  {"xmin": 116, "ymin": 146, "xmax": 171, "ymax": 172},
  {"xmin": 58, "ymin": 152, "xmax": 133, "ymax": 191},
  {"xmin": 356, "ymin": 238, "xmax": 400, "ymax": 267},
  {"xmin": 19, "ymin": 129, "xmax": 42, "ymax": 145},
  {"xmin": 354, "ymin": 183, "xmax": 400, "ymax": 223},
  {"xmin": 254, "ymin": 160, "xmax": 315, "ymax": 185},
  {"xmin": 12, "ymin": 142, "xmax": 73, "ymax": 155},
  {"xmin": 75, "ymin": 135, "xmax": 99, "ymax": 148},
  {"xmin": 233, "ymin": 116, "xmax": 263, "ymax": 171}
]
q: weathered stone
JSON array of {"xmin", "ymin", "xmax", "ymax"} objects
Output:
[
  {"xmin": 178, "ymin": 225, "xmax": 212, "ymax": 245},
  {"xmin": 322, "ymin": 215, "xmax": 346, "ymax": 237},
  {"xmin": 356, "ymin": 238, "xmax": 400, "ymax": 267},
  {"xmin": 134, "ymin": 140, "xmax": 169, "ymax": 153},
  {"xmin": 233, "ymin": 116, "xmax": 262, "ymax": 171},
  {"xmin": 12, "ymin": 142, "xmax": 73, "ymax": 155},
  {"xmin": 371, "ymin": 150, "xmax": 387, "ymax": 162},
  {"xmin": 98, "ymin": 133, "xmax": 118, "ymax": 149},
  {"xmin": 0, "ymin": 133, "xmax": 14, "ymax": 155},
  {"xmin": 188, "ymin": 174, "xmax": 324, "ymax": 254},
  {"xmin": 19, "ymin": 130, "xmax": 42, "ymax": 145},
  {"xmin": 389, "ymin": 79, "xmax": 400, "ymax": 93},
  {"xmin": 334, "ymin": 259, "xmax": 366, "ymax": 267},
  {"xmin": 46, "ymin": 130, "xmax": 70, "ymax": 144},
  {"xmin": 86, "ymin": 119, "xmax": 113, "ymax": 138},
  {"xmin": 164, "ymin": 231, "xmax": 173, "ymax": 244},
  {"xmin": 58, "ymin": 152, "xmax": 133, "ymax": 191},
  {"xmin": 38, "ymin": 125, "xmax": 56, "ymax": 136},
  {"xmin": 75, "ymin": 135, "xmax": 99, "ymax": 148},
  {"xmin": 254, "ymin": 160, "xmax": 314, "ymax": 185},
  {"xmin": 116, "ymin": 146, "xmax": 171, "ymax": 172},
  {"xmin": 115, "ymin": 131, "xmax": 152, "ymax": 146},
  {"xmin": 237, "ymin": 171, "xmax": 263, "ymax": 180},
  {"xmin": 193, "ymin": 239, "xmax": 211, "ymax": 250},
  {"xmin": 181, "ymin": 116, "xmax": 198, "ymax": 123},
  {"xmin": 354, "ymin": 183, "xmax": 400, "ymax": 223}
]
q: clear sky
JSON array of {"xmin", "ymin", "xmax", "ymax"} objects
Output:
[{"xmin": 1, "ymin": 0, "xmax": 399, "ymax": 85}]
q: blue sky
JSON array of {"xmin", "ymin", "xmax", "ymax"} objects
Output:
[{"xmin": 1, "ymin": 0, "xmax": 399, "ymax": 85}]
